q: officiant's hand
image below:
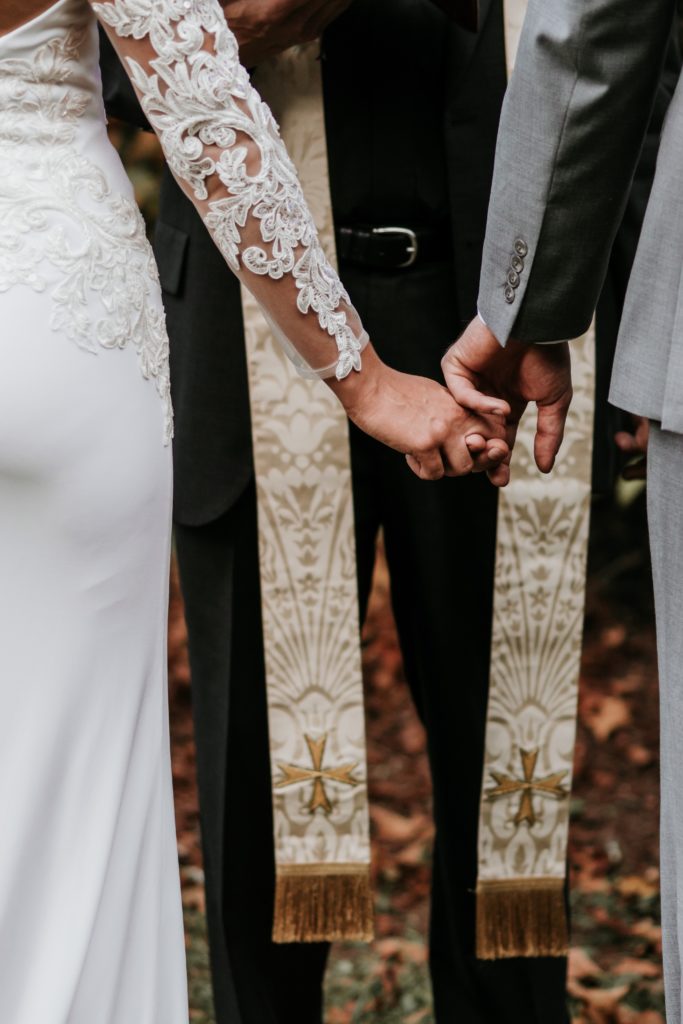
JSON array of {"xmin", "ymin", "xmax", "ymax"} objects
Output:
[
  {"xmin": 221, "ymin": 0, "xmax": 352, "ymax": 66},
  {"xmin": 442, "ymin": 317, "xmax": 573, "ymax": 474},
  {"xmin": 328, "ymin": 346, "xmax": 512, "ymax": 485}
]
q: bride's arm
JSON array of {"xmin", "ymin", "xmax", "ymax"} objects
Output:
[
  {"xmin": 93, "ymin": 0, "xmax": 366, "ymax": 381},
  {"xmin": 91, "ymin": 0, "xmax": 510, "ymax": 481}
]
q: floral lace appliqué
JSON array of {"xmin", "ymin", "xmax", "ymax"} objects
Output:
[
  {"xmin": 94, "ymin": 0, "xmax": 364, "ymax": 380},
  {"xmin": 0, "ymin": 25, "xmax": 173, "ymax": 441}
]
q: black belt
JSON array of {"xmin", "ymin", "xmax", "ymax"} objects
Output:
[{"xmin": 335, "ymin": 224, "xmax": 453, "ymax": 271}]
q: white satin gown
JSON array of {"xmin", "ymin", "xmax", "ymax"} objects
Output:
[
  {"xmin": 0, "ymin": 4, "xmax": 183, "ymax": 1022},
  {"xmin": 0, "ymin": 0, "xmax": 368, "ymax": 1021}
]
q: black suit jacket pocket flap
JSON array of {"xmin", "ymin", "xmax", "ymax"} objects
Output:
[{"xmin": 155, "ymin": 221, "xmax": 189, "ymax": 297}]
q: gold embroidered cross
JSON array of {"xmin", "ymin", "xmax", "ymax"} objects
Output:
[
  {"xmin": 487, "ymin": 748, "xmax": 569, "ymax": 828},
  {"xmin": 275, "ymin": 733, "xmax": 361, "ymax": 815}
]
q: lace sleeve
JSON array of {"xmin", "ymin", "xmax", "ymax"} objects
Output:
[{"xmin": 91, "ymin": 0, "xmax": 369, "ymax": 380}]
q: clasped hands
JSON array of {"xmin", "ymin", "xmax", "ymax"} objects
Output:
[
  {"xmin": 334, "ymin": 317, "xmax": 573, "ymax": 490},
  {"xmin": 219, "ymin": 0, "xmax": 575, "ymax": 487},
  {"xmin": 440, "ymin": 316, "xmax": 574, "ymax": 486}
]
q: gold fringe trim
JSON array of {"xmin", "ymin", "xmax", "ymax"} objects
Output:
[
  {"xmin": 273, "ymin": 864, "xmax": 374, "ymax": 944},
  {"xmin": 476, "ymin": 878, "xmax": 568, "ymax": 960}
]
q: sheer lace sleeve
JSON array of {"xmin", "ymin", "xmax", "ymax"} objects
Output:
[{"xmin": 91, "ymin": 0, "xmax": 368, "ymax": 380}]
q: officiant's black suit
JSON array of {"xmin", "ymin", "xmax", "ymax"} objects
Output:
[{"xmin": 101, "ymin": 2, "xmax": 675, "ymax": 1022}]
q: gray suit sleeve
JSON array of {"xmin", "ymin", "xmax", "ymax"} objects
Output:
[{"xmin": 478, "ymin": 0, "xmax": 677, "ymax": 344}]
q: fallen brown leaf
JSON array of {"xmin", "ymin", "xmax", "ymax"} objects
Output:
[
  {"xmin": 399, "ymin": 720, "xmax": 427, "ymax": 755},
  {"xmin": 612, "ymin": 956, "xmax": 661, "ymax": 978},
  {"xmin": 582, "ymin": 694, "xmax": 632, "ymax": 742},
  {"xmin": 629, "ymin": 917, "xmax": 662, "ymax": 948},
  {"xmin": 395, "ymin": 839, "xmax": 432, "ymax": 867},
  {"xmin": 616, "ymin": 875, "xmax": 660, "ymax": 900},
  {"xmin": 569, "ymin": 947, "xmax": 602, "ymax": 981},
  {"xmin": 182, "ymin": 885, "xmax": 205, "ymax": 914},
  {"xmin": 616, "ymin": 1012, "xmax": 664, "ymax": 1024},
  {"xmin": 370, "ymin": 806, "xmax": 431, "ymax": 845},
  {"xmin": 375, "ymin": 938, "xmax": 428, "ymax": 963},
  {"xmin": 567, "ymin": 980, "xmax": 631, "ymax": 1012},
  {"xmin": 626, "ymin": 743, "xmax": 654, "ymax": 767},
  {"xmin": 327, "ymin": 1009, "xmax": 348, "ymax": 1024},
  {"xmin": 602, "ymin": 626, "xmax": 627, "ymax": 649}
]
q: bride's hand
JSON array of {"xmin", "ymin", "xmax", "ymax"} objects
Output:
[{"xmin": 327, "ymin": 346, "xmax": 511, "ymax": 487}]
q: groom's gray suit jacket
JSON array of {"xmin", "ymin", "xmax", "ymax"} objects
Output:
[{"xmin": 477, "ymin": 0, "xmax": 682, "ymax": 430}]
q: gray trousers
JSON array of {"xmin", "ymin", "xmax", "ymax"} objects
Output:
[{"xmin": 648, "ymin": 423, "xmax": 683, "ymax": 1024}]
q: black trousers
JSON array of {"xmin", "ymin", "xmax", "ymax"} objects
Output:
[{"xmin": 174, "ymin": 262, "xmax": 569, "ymax": 1024}]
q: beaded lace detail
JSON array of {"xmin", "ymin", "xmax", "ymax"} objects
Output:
[
  {"xmin": 0, "ymin": 23, "xmax": 173, "ymax": 440},
  {"xmin": 93, "ymin": 0, "xmax": 366, "ymax": 379}
]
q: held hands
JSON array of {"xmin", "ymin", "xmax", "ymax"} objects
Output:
[
  {"xmin": 220, "ymin": 0, "xmax": 352, "ymax": 66},
  {"xmin": 329, "ymin": 315, "xmax": 574, "ymax": 487},
  {"xmin": 328, "ymin": 346, "xmax": 512, "ymax": 488},
  {"xmin": 442, "ymin": 317, "xmax": 573, "ymax": 474}
]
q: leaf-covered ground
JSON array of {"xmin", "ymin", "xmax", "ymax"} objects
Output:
[{"xmin": 168, "ymin": 489, "xmax": 664, "ymax": 1024}]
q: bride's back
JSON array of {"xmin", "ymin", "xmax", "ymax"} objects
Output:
[
  {"xmin": 0, "ymin": 0, "xmax": 173, "ymax": 440},
  {"xmin": 0, "ymin": 0, "xmax": 103, "ymax": 146}
]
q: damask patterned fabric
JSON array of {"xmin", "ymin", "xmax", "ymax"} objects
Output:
[
  {"xmin": 474, "ymin": 0, "xmax": 596, "ymax": 961},
  {"xmin": 239, "ymin": 45, "xmax": 372, "ymax": 943}
]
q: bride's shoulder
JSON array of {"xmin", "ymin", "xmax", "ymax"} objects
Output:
[{"xmin": 0, "ymin": 1, "xmax": 66, "ymax": 36}]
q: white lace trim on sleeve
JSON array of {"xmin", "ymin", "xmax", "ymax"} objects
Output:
[{"xmin": 94, "ymin": 0, "xmax": 367, "ymax": 380}]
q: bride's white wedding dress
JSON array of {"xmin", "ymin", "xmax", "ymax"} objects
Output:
[{"xmin": 0, "ymin": 1, "xmax": 368, "ymax": 1020}]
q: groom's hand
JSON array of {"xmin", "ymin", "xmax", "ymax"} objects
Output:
[
  {"xmin": 221, "ymin": 0, "xmax": 352, "ymax": 66},
  {"xmin": 442, "ymin": 317, "xmax": 573, "ymax": 474}
]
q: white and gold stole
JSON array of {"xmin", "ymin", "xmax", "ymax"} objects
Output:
[
  {"xmin": 241, "ymin": 44, "xmax": 373, "ymax": 944},
  {"xmin": 475, "ymin": 0, "xmax": 596, "ymax": 960}
]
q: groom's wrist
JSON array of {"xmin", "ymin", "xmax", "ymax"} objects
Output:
[
  {"xmin": 477, "ymin": 308, "xmax": 568, "ymax": 348},
  {"xmin": 474, "ymin": 309, "xmax": 507, "ymax": 350}
]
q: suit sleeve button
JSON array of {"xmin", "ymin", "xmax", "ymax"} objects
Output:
[
  {"xmin": 511, "ymin": 254, "xmax": 524, "ymax": 273},
  {"xmin": 504, "ymin": 284, "xmax": 516, "ymax": 303},
  {"xmin": 507, "ymin": 269, "xmax": 521, "ymax": 288},
  {"xmin": 514, "ymin": 238, "xmax": 529, "ymax": 257}
]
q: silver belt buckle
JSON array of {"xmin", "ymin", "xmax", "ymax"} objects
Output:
[{"xmin": 372, "ymin": 226, "xmax": 419, "ymax": 268}]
